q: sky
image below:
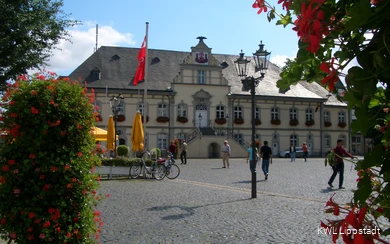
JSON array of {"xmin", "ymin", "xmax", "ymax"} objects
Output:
[{"xmin": 44, "ymin": 0, "xmax": 300, "ymax": 76}]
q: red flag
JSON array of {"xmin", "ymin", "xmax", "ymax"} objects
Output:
[{"xmin": 134, "ymin": 36, "xmax": 146, "ymax": 85}]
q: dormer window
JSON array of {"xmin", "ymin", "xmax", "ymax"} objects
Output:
[{"xmin": 91, "ymin": 67, "xmax": 101, "ymax": 81}]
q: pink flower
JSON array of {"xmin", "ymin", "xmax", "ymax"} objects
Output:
[
  {"xmin": 13, "ymin": 169, "xmax": 19, "ymax": 174},
  {"xmin": 13, "ymin": 189, "xmax": 20, "ymax": 194},
  {"xmin": 10, "ymin": 232, "xmax": 16, "ymax": 239},
  {"xmin": 39, "ymin": 233, "xmax": 45, "ymax": 239}
]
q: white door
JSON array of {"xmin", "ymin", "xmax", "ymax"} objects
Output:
[
  {"xmin": 195, "ymin": 111, "xmax": 207, "ymax": 127},
  {"xmin": 307, "ymin": 142, "xmax": 313, "ymax": 155},
  {"xmin": 272, "ymin": 142, "xmax": 279, "ymax": 156}
]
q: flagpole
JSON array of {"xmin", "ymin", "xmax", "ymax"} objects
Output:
[{"xmin": 143, "ymin": 22, "xmax": 149, "ymax": 150}]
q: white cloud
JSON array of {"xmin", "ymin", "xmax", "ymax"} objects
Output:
[
  {"xmin": 41, "ymin": 25, "xmax": 136, "ymax": 76},
  {"xmin": 270, "ymin": 55, "xmax": 292, "ymax": 68}
]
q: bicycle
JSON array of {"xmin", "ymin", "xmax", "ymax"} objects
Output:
[
  {"xmin": 129, "ymin": 151, "xmax": 166, "ymax": 180},
  {"xmin": 157, "ymin": 152, "xmax": 180, "ymax": 180}
]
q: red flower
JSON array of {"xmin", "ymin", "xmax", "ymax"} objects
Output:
[
  {"xmin": 30, "ymin": 90, "xmax": 38, "ymax": 96},
  {"xmin": 67, "ymin": 183, "xmax": 72, "ymax": 189},
  {"xmin": 43, "ymin": 184, "xmax": 50, "ymax": 192},
  {"xmin": 31, "ymin": 107, "xmax": 39, "ymax": 114},
  {"xmin": 27, "ymin": 227, "xmax": 33, "ymax": 232},
  {"xmin": 2, "ymin": 165, "xmax": 9, "ymax": 172},
  {"xmin": 0, "ymin": 176, "xmax": 5, "ymax": 184},
  {"xmin": 50, "ymin": 166, "xmax": 58, "ymax": 172},
  {"xmin": 40, "ymin": 175, "xmax": 45, "ymax": 180},
  {"xmin": 28, "ymin": 212, "xmax": 35, "ymax": 219},
  {"xmin": 8, "ymin": 160, "xmax": 15, "ymax": 165},
  {"xmin": 60, "ymin": 131, "xmax": 67, "ymax": 136},
  {"xmin": 42, "ymin": 221, "xmax": 51, "ymax": 228},
  {"xmin": 252, "ymin": 0, "xmax": 267, "ymax": 14},
  {"xmin": 277, "ymin": 0, "xmax": 292, "ymax": 10},
  {"xmin": 64, "ymin": 165, "xmax": 70, "ymax": 170},
  {"xmin": 50, "ymin": 100, "xmax": 54, "ymax": 105},
  {"xmin": 29, "ymin": 153, "xmax": 36, "ymax": 159},
  {"xmin": 77, "ymin": 152, "xmax": 82, "ymax": 157},
  {"xmin": 10, "ymin": 113, "xmax": 17, "ymax": 118},
  {"xmin": 1, "ymin": 218, "xmax": 6, "ymax": 225},
  {"xmin": 320, "ymin": 59, "xmax": 339, "ymax": 91}
]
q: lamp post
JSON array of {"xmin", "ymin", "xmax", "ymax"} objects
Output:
[
  {"xmin": 109, "ymin": 93, "xmax": 124, "ymax": 158},
  {"xmin": 234, "ymin": 41, "xmax": 271, "ymax": 198},
  {"xmin": 225, "ymin": 114, "xmax": 230, "ymax": 138}
]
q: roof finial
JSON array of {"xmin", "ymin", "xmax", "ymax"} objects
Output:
[{"xmin": 196, "ymin": 36, "xmax": 207, "ymax": 43}]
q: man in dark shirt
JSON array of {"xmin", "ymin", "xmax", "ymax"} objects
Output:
[
  {"xmin": 260, "ymin": 140, "xmax": 273, "ymax": 180},
  {"xmin": 328, "ymin": 139, "xmax": 354, "ymax": 189}
]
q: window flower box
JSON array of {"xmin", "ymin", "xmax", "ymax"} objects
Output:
[
  {"xmin": 234, "ymin": 117, "xmax": 244, "ymax": 125},
  {"xmin": 305, "ymin": 120, "xmax": 315, "ymax": 127},
  {"xmin": 324, "ymin": 121, "xmax": 332, "ymax": 127},
  {"xmin": 156, "ymin": 116, "xmax": 169, "ymax": 123},
  {"xmin": 253, "ymin": 119, "xmax": 261, "ymax": 126},
  {"xmin": 214, "ymin": 118, "xmax": 227, "ymax": 125},
  {"xmin": 176, "ymin": 116, "xmax": 188, "ymax": 123},
  {"xmin": 289, "ymin": 119, "xmax": 299, "ymax": 126},
  {"xmin": 142, "ymin": 115, "xmax": 149, "ymax": 123},
  {"xmin": 338, "ymin": 122, "xmax": 347, "ymax": 128},
  {"xmin": 271, "ymin": 119, "xmax": 281, "ymax": 125},
  {"xmin": 116, "ymin": 114, "xmax": 126, "ymax": 122}
]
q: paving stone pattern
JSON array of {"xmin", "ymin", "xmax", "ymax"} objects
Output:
[{"xmin": 2, "ymin": 158, "xmax": 389, "ymax": 244}]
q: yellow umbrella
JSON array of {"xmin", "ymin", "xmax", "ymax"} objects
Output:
[
  {"xmin": 106, "ymin": 116, "xmax": 115, "ymax": 151},
  {"xmin": 131, "ymin": 112, "xmax": 144, "ymax": 152},
  {"xmin": 91, "ymin": 127, "xmax": 118, "ymax": 141}
]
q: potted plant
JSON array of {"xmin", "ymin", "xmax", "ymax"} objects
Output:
[
  {"xmin": 156, "ymin": 116, "xmax": 169, "ymax": 123},
  {"xmin": 214, "ymin": 118, "xmax": 227, "ymax": 125},
  {"xmin": 305, "ymin": 120, "xmax": 315, "ymax": 127},
  {"xmin": 324, "ymin": 121, "xmax": 332, "ymax": 127},
  {"xmin": 142, "ymin": 115, "xmax": 149, "ymax": 123},
  {"xmin": 289, "ymin": 119, "xmax": 299, "ymax": 126},
  {"xmin": 338, "ymin": 122, "xmax": 347, "ymax": 128},
  {"xmin": 117, "ymin": 114, "xmax": 126, "ymax": 122},
  {"xmin": 234, "ymin": 117, "xmax": 244, "ymax": 125},
  {"xmin": 271, "ymin": 119, "xmax": 281, "ymax": 125},
  {"xmin": 176, "ymin": 116, "xmax": 188, "ymax": 123}
]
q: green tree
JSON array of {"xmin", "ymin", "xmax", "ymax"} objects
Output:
[
  {"xmin": 253, "ymin": 0, "xmax": 390, "ymax": 242},
  {"xmin": 0, "ymin": 0, "xmax": 76, "ymax": 86}
]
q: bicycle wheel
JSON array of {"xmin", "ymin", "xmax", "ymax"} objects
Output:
[
  {"xmin": 151, "ymin": 164, "xmax": 166, "ymax": 180},
  {"xmin": 166, "ymin": 164, "xmax": 180, "ymax": 179},
  {"xmin": 129, "ymin": 161, "xmax": 142, "ymax": 179}
]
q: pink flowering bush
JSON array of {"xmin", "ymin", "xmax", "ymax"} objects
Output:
[{"xmin": 0, "ymin": 73, "xmax": 102, "ymax": 243}]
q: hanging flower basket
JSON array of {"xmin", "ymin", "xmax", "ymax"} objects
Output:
[
  {"xmin": 305, "ymin": 120, "xmax": 315, "ymax": 127},
  {"xmin": 253, "ymin": 119, "xmax": 262, "ymax": 126},
  {"xmin": 156, "ymin": 116, "xmax": 169, "ymax": 123},
  {"xmin": 116, "ymin": 114, "xmax": 126, "ymax": 122},
  {"xmin": 289, "ymin": 119, "xmax": 299, "ymax": 126},
  {"xmin": 234, "ymin": 117, "xmax": 244, "ymax": 125},
  {"xmin": 142, "ymin": 115, "xmax": 149, "ymax": 123},
  {"xmin": 176, "ymin": 116, "xmax": 188, "ymax": 123},
  {"xmin": 324, "ymin": 121, "xmax": 332, "ymax": 127},
  {"xmin": 271, "ymin": 119, "xmax": 281, "ymax": 125},
  {"xmin": 338, "ymin": 122, "xmax": 347, "ymax": 128},
  {"xmin": 214, "ymin": 118, "xmax": 226, "ymax": 125}
]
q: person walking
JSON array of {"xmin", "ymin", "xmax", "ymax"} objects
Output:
[
  {"xmin": 302, "ymin": 142, "xmax": 308, "ymax": 162},
  {"xmin": 221, "ymin": 140, "xmax": 231, "ymax": 168},
  {"xmin": 180, "ymin": 140, "xmax": 188, "ymax": 164},
  {"xmin": 169, "ymin": 140, "xmax": 177, "ymax": 164},
  {"xmin": 290, "ymin": 143, "xmax": 296, "ymax": 162},
  {"xmin": 260, "ymin": 140, "xmax": 273, "ymax": 180},
  {"xmin": 328, "ymin": 139, "xmax": 354, "ymax": 189},
  {"xmin": 246, "ymin": 143, "xmax": 259, "ymax": 173}
]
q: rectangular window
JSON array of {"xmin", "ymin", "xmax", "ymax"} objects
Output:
[
  {"xmin": 177, "ymin": 104, "xmax": 187, "ymax": 117},
  {"xmin": 234, "ymin": 106, "xmax": 242, "ymax": 119},
  {"xmin": 324, "ymin": 111, "xmax": 330, "ymax": 122},
  {"xmin": 255, "ymin": 107, "xmax": 261, "ymax": 120},
  {"xmin": 290, "ymin": 134, "xmax": 297, "ymax": 146},
  {"xmin": 157, "ymin": 133, "xmax": 168, "ymax": 150},
  {"xmin": 198, "ymin": 70, "xmax": 205, "ymax": 84},
  {"xmin": 158, "ymin": 103, "xmax": 168, "ymax": 117},
  {"xmin": 216, "ymin": 106, "xmax": 225, "ymax": 119},
  {"xmin": 271, "ymin": 108, "xmax": 279, "ymax": 120},
  {"xmin": 325, "ymin": 135, "xmax": 331, "ymax": 147},
  {"xmin": 306, "ymin": 109, "xmax": 313, "ymax": 121},
  {"xmin": 290, "ymin": 108, "xmax": 297, "ymax": 120},
  {"xmin": 338, "ymin": 112, "xmax": 345, "ymax": 123},
  {"xmin": 138, "ymin": 103, "xmax": 144, "ymax": 115}
]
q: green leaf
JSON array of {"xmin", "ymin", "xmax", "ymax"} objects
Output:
[
  {"xmin": 354, "ymin": 173, "xmax": 372, "ymax": 205},
  {"xmin": 344, "ymin": 0, "xmax": 372, "ymax": 31},
  {"xmin": 276, "ymin": 12, "xmax": 292, "ymax": 27}
]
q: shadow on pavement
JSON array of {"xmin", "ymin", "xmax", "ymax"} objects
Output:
[
  {"xmin": 320, "ymin": 187, "xmax": 339, "ymax": 193},
  {"xmin": 147, "ymin": 198, "xmax": 252, "ymax": 220},
  {"xmin": 234, "ymin": 180, "xmax": 266, "ymax": 183}
]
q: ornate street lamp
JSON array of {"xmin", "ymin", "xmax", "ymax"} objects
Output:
[
  {"xmin": 234, "ymin": 41, "xmax": 271, "ymax": 198},
  {"xmin": 109, "ymin": 93, "xmax": 124, "ymax": 158}
]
